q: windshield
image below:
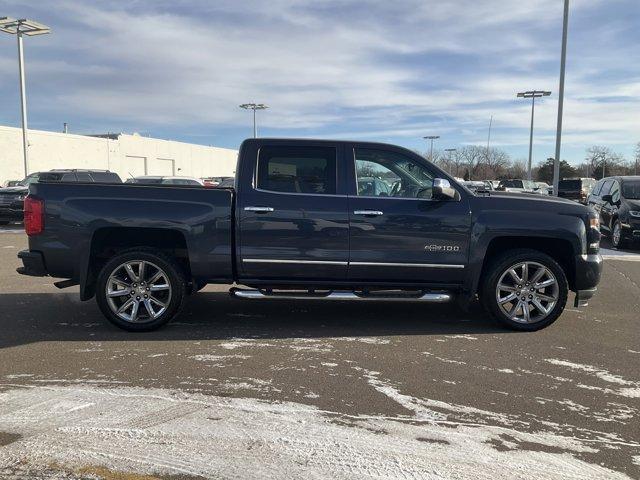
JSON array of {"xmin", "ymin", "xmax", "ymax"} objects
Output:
[
  {"xmin": 622, "ymin": 180, "xmax": 640, "ymax": 199},
  {"xmin": 18, "ymin": 174, "xmax": 40, "ymax": 186}
]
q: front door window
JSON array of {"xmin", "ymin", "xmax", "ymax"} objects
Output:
[{"xmin": 354, "ymin": 148, "xmax": 435, "ymax": 199}]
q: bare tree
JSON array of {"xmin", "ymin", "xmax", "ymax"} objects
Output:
[
  {"xmin": 635, "ymin": 142, "xmax": 640, "ymax": 176},
  {"xmin": 585, "ymin": 146, "xmax": 625, "ymax": 179},
  {"xmin": 506, "ymin": 159, "xmax": 527, "ymax": 179}
]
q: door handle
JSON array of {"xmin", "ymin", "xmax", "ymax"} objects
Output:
[
  {"xmin": 353, "ymin": 210, "xmax": 384, "ymax": 216},
  {"xmin": 244, "ymin": 206, "xmax": 275, "ymax": 213}
]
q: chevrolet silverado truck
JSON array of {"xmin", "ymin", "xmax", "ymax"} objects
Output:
[{"xmin": 17, "ymin": 138, "xmax": 603, "ymax": 332}]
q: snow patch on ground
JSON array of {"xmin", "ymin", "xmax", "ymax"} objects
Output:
[
  {"xmin": 545, "ymin": 359, "xmax": 640, "ymax": 398},
  {"xmin": 444, "ymin": 334, "xmax": 479, "ymax": 341},
  {"xmin": 0, "ymin": 384, "xmax": 629, "ymax": 480},
  {"xmin": 191, "ymin": 354, "xmax": 251, "ymax": 362},
  {"xmin": 334, "ymin": 337, "xmax": 392, "ymax": 345}
]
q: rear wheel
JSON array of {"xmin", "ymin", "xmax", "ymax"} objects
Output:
[
  {"xmin": 481, "ymin": 249, "xmax": 568, "ymax": 331},
  {"xmin": 96, "ymin": 249, "xmax": 186, "ymax": 331}
]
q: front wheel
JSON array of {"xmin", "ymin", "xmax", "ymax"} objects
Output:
[
  {"xmin": 612, "ymin": 220, "xmax": 628, "ymax": 249},
  {"xmin": 96, "ymin": 249, "xmax": 186, "ymax": 331},
  {"xmin": 481, "ymin": 249, "xmax": 568, "ymax": 331}
]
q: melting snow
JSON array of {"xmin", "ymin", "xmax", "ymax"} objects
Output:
[{"xmin": 0, "ymin": 384, "xmax": 630, "ymax": 480}]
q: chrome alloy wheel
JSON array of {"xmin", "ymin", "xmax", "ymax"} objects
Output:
[
  {"xmin": 495, "ymin": 261, "xmax": 559, "ymax": 324},
  {"xmin": 105, "ymin": 260, "xmax": 172, "ymax": 323}
]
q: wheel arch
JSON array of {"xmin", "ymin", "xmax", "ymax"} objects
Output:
[
  {"xmin": 81, "ymin": 227, "xmax": 190, "ymax": 301},
  {"xmin": 475, "ymin": 236, "xmax": 576, "ymax": 296}
]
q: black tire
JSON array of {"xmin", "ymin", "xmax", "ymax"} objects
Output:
[
  {"xmin": 96, "ymin": 248, "xmax": 186, "ymax": 331},
  {"xmin": 611, "ymin": 219, "xmax": 628, "ymax": 249},
  {"xmin": 0, "ymin": 221, "xmax": 10, "ymax": 226},
  {"xmin": 481, "ymin": 248, "xmax": 568, "ymax": 331}
]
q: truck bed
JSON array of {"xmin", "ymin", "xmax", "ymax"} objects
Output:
[{"xmin": 26, "ymin": 182, "xmax": 234, "ymax": 298}]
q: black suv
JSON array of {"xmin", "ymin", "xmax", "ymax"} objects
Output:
[
  {"xmin": 0, "ymin": 169, "xmax": 121, "ymax": 225},
  {"xmin": 558, "ymin": 178, "xmax": 596, "ymax": 204},
  {"xmin": 587, "ymin": 176, "xmax": 640, "ymax": 248}
]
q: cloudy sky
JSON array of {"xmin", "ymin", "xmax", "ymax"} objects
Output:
[{"xmin": 1, "ymin": 0, "xmax": 638, "ymax": 164}]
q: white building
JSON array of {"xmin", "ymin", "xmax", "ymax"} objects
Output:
[{"xmin": 0, "ymin": 125, "xmax": 238, "ymax": 185}]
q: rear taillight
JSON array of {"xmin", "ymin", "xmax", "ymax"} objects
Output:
[{"xmin": 24, "ymin": 196, "xmax": 44, "ymax": 236}]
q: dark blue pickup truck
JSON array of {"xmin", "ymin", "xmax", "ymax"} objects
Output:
[{"xmin": 17, "ymin": 138, "xmax": 603, "ymax": 331}]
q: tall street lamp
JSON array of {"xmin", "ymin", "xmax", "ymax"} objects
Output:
[
  {"xmin": 239, "ymin": 103, "xmax": 268, "ymax": 138},
  {"xmin": 553, "ymin": 0, "xmax": 570, "ymax": 195},
  {"xmin": 423, "ymin": 135, "xmax": 439, "ymax": 162},
  {"xmin": 517, "ymin": 90, "xmax": 551, "ymax": 181},
  {"xmin": 444, "ymin": 148, "xmax": 457, "ymax": 176},
  {"xmin": 0, "ymin": 17, "xmax": 51, "ymax": 177}
]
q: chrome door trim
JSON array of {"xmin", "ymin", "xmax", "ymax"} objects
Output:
[
  {"xmin": 242, "ymin": 259, "xmax": 464, "ymax": 269},
  {"xmin": 242, "ymin": 258, "xmax": 349, "ymax": 266},
  {"xmin": 350, "ymin": 261, "xmax": 465, "ymax": 269}
]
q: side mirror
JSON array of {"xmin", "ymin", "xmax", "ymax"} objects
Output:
[
  {"xmin": 601, "ymin": 194, "xmax": 613, "ymax": 203},
  {"xmin": 432, "ymin": 178, "xmax": 458, "ymax": 201}
]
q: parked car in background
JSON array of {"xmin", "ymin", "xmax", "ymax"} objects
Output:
[
  {"xmin": 462, "ymin": 181, "xmax": 492, "ymax": 193},
  {"xmin": 126, "ymin": 176, "xmax": 204, "ymax": 186},
  {"xmin": 3, "ymin": 180, "xmax": 21, "ymax": 187},
  {"xmin": 216, "ymin": 177, "xmax": 235, "ymax": 188},
  {"xmin": 588, "ymin": 176, "xmax": 640, "ymax": 248},
  {"xmin": 535, "ymin": 182, "xmax": 552, "ymax": 195},
  {"xmin": 0, "ymin": 169, "xmax": 121, "ymax": 225},
  {"xmin": 202, "ymin": 176, "xmax": 234, "ymax": 187},
  {"xmin": 496, "ymin": 179, "xmax": 538, "ymax": 194},
  {"xmin": 558, "ymin": 178, "xmax": 596, "ymax": 204},
  {"xmin": 357, "ymin": 177, "xmax": 391, "ymax": 196}
]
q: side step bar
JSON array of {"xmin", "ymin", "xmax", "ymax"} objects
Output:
[{"xmin": 230, "ymin": 288, "xmax": 452, "ymax": 303}]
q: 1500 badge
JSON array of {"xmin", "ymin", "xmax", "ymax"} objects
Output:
[{"xmin": 424, "ymin": 244, "xmax": 460, "ymax": 252}]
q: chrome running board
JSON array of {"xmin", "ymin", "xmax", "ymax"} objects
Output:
[{"xmin": 230, "ymin": 288, "xmax": 452, "ymax": 303}]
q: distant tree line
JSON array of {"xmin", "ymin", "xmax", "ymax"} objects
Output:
[{"xmin": 423, "ymin": 141, "xmax": 640, "ymax": 182}]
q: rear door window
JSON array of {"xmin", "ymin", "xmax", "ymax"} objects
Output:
[
  {"xmin": 257, "ymin": 146, "xmax": 337, "ymax": 195},
  {"xmin": 75, "ymin": 173, "xmax": 92, "ymax": 182}
]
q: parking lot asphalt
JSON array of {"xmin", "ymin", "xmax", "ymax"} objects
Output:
[{"xmin": 0, "ymin": 227, "xmax": 639, "ymax": 479}]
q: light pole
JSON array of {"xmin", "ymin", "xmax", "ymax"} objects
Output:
[
  {"xmin": 239, "ymin": 103, "xmax": 268, "ymax": 138},
  {"xmin": 1, "ymin": 17, "xmax": 51, "ymax": 178},
  {"xmin": 553, "ymin": 0, "xmax": 570, "ymax": 195},
  {"xmin": 517, "ymin": 90, "xmax": 551, "ymax": 181},
  {"xmin": 444, "ymin": 148, "xmax": 457, "ymax": 176},
  {"xmin": 423, "ymin": 135, "xmax": 439, "ymax": 162}
]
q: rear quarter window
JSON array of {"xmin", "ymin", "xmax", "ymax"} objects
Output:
[{"xmin": 90, "ymin": 172, "xmax": 122, "ymax": 183}]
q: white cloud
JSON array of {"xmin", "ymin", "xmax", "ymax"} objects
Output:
[{"xmin": 0, "ymin": 0, "xmax": 637, "ymax": 161}]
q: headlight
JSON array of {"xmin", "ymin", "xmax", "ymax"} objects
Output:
[
  {"xmin": 589, "ymin": 216, "xmax": 600, "ymax": 229},
  {"xmin": 629, "ymin": 211, "xmax": 640, "ymax": 218},
  {"xmin": 17, "ymin": 195, "xmax": 26, "ymax": 201}
]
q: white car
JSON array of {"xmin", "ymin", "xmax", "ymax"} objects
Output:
[
  {"xmin": 126, "ymin": 176, "xmax": 204, "ymax": 186},
  {"xmin": 497, "ymin": 179, "xmax": 539, "ymax": 194}
]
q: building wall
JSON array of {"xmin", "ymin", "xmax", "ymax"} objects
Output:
[{"xmin": 0, "ymin": 125, "xmax": 238, "ymax": 185}]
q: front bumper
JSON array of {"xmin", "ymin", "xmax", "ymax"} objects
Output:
[
  {"xmin": 620, "ymin": 219, "xmax": 640, "ymax": 240},
  {"xmin": 0, "ymin": 206, "xmax": 23, "ymax": 221},
  {"xmin": 573, "ymin": 253, "xmax": 603, "ymax": 307},
  {"xmin": 17, "ymin": 250, "xmax": 47, "ymax": 277}
]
